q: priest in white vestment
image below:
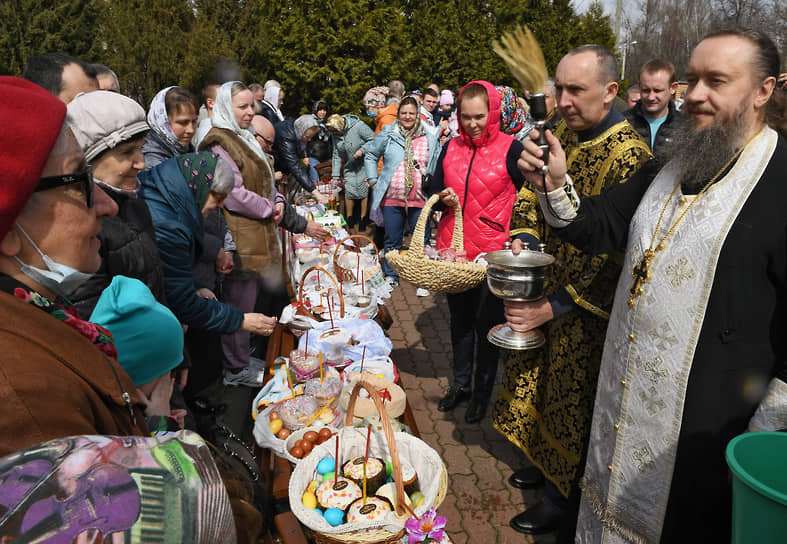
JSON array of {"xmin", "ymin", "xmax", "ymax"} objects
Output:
[{"xmin": 508, "ymin": 29, "xmax": 787, "ymax": 543}]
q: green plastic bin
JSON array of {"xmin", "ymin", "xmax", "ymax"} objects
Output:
[{"xmin": 725, "ymin": 431, "xmax": 787, "ymax": 543}]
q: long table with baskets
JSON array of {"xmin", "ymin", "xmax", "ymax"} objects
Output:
[
  {"xmin": 256, "ymin": 225, "xmax": 431, "ymax": 544},
  {"xmin": 258, "ymin": 323, "xmax": 428, "ymax": 543}
]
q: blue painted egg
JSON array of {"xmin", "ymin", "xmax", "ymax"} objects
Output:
[
  {"xmin": 317, "ymin": 457, "xmax": 336, "ymax": 475},
  {"xmin": 324, "ymin": 507, "xmax": 344, "ymax": 526}
]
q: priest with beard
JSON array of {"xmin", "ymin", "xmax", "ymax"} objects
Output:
[{"xmin": 509, "ymin": 29, "xmax": 786, "ymax": 543}]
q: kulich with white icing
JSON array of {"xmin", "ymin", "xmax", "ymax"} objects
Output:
[
  {"xmin": 316, "ymin": 477, "xmax": 362, "ymax": 511},
  {"xmin": 343, "ymin": 456, "xmax": 384, "ymax": 480},
  {"xmin": 400, "ymin": 462, "xmax": 419, "ymax": 493},
  {"xmin": 346, "ymin": 496, "xmax": 392, "ymax": 523}
]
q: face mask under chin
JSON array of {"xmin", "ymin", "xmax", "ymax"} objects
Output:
[{"xmin": 13, "ymin": 224, "xmax": 94, "ymax": 297}]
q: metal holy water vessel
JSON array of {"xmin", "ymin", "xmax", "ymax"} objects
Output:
[{"xmin": 485, "ymin": 242, "xmax": 555, "ymax": 350}]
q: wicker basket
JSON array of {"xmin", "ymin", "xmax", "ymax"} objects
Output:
[
  {"xmin": 291, "ymin": 377, "xmax": 448, "ymax": 544},
  {"xmin": 339, "ymin": 372, "xmax": 406, "ymax": 423},
  {"xmin": 385, "ymin": 194, "xmax": 487, "ymax": 294},
  {"xmin": 298, "ymin": 265, "xmax": 345, "ymax": 320},
  {"xmin": 333, "ymin": 234, "xmax": 381, "ymax": 284}
]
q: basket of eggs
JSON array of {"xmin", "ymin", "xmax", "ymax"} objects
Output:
[
  {"xmin": 254, "ymin": 374, "xmax": 344, "ymax": 458},
  {"xmin": 289, "ymin": 376, "xmax": 448, "ymax": 543}
]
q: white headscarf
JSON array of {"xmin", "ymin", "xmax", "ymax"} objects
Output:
[
  {"xmin": 147, "ymin": 86, "xmax": 191, "ymax": 156},
  {"xmin": 294, "ymin": 114, "xmax": 319, "ymax": 141},
  {"xmin": 262, "ymin": 86, "xmax": 285, "ymax": 122},
  {"xmin": 211, "ymin": 81, "xmax": 265, "ymax": 158}
]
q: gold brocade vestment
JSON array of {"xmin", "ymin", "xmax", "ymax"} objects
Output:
[{"xmin": 492, "ymin": 119, "xmax": 651, "ymax": 497}]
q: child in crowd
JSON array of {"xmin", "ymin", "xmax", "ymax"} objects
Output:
[{"xmin": 91, "ymin": 275, "xmax": 187, "ymax": 433}]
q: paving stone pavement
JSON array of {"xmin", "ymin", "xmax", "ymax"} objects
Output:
[{"xmin": 384, "ymin": 279, "xmax": 559, "ymax": 544}]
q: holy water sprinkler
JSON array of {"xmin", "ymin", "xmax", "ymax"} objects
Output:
[{"xmin": 493, "ymin": 26, "xmax": 550, "ymax": 174}]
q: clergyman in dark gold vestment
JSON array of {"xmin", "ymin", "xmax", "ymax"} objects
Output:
[{"xmin": 492, "ymin": 42, "xmax": 652, "ymax": 539}]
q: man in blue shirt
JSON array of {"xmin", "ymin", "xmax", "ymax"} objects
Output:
[{"xmin": 624, "ymin": 59, "xmax": 684, "ymax": 165}]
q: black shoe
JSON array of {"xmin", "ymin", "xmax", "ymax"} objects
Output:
[
  {"xmin": 508, "ymin": 466, "xmax": 545, "ymax": 489},
  {"xmin": 509, "ymin": 498, "xmax": 564, "ymax": 535},
  {"xmin": 464, "ymin": 398, "xmax": 487, "ymax": 423},
  {"xmin": 438, "ymin": 386, "xmax": 470, "ymax": 412}
]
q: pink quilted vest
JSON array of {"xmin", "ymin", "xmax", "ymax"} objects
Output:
[{"xmin": 436, "ymin": 80, "xmax": 517, "ymax": 260}]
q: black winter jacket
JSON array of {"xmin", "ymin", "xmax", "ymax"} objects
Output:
[
  {"xmin": 67, "ymin": 187, "xmax": 166, "ymax": 317},
  {"xmin": 624, "ymin": 100, "xmax": 683, "ymax": 166},
  {"xmin": 306, "ymin": 121, "xmax": 332, "ymax": 162},
  {"xmin": 273, "ymin": 120, "xmax": 315, "ymax": 192},
  {"xmin": 259, "ymin": 102, "xmax": 281, "ymax": 127}
]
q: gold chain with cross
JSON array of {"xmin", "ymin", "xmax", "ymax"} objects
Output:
[{"xmin": 627, "ymin": 143, "xmax": 749, "ymax": 308}]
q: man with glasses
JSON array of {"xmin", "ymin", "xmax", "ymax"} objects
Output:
[
  {"xmin": 0, "ymin": 77, "xmax": 148, "ymax": 456},
  {"xmin": 250, "ymin": 114, "xmax": 328, "ymax": 241}
]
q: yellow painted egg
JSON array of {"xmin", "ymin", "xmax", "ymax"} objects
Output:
[
  {"xmin": 269, "ymin": 418, "xmax": 283, "ymax": 434},
  {"xmin": 302, "ymin": 491, "xmax": 318, "ymax": 509}
]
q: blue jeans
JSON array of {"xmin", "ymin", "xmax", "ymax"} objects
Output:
[
  {"xmin": 380, "ymin": 205, "xmax": 431, "ymax": 280},
  {"xmin": 308, "ymin": 157, "xmax": 320, "ymax": 186}
]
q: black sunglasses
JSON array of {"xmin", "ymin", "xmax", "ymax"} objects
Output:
[
  {"xmin": 36, "ymin": 167, "xmax": 94, "ymax": 208},
  {"xmin": 256, "ymin": 133, "xmax": 274, "ymax": 147}
]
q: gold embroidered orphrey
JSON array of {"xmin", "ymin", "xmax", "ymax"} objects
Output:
[
  {"xmin": 494, "ymin": 118, "xmax": 652, "ymax": 498},
  {"xmin": 627, "ymin": 144, "xmax": 748, "ymax": 307}
]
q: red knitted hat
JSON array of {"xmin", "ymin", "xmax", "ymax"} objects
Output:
[{"xmin": 0, "ymin": 76, "xmax": 67, "ymax": 240}]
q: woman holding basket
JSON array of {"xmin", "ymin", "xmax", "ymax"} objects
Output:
[
  {"xmin": 426, "ymin": 81, "xmax": 527, "ymax": 423},
  {"xmin": 364, "ymin": 96, "xmax": 441, "ymax": 289}
]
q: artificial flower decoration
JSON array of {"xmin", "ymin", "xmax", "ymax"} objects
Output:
[{"xmin": 404, "ymin": 508, "xmax": 447, "ymax": 543}]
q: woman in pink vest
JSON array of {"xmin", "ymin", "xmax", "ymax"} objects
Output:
[{"xmin": 426, "ymin": 81, "xmax": 527, "ymax": 423}]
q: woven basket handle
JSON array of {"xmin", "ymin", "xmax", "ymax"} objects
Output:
[
  {"xmin": 344, "ymin": 375, "xmax": 406, "ymax": 517},
  {"xmin": 412, "ymin": 194, "xmax": 464, "ymax": 256},
  {"xmin": 298, "ymin": 265, "xmax": 345, "ymax": 318},
  {"xmin": 332, "ymin": 234, "xmax": 380, "ymax": 279}
]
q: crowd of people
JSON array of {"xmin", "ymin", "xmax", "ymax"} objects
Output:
[{"xmin": 0, "ymin": 25, "xmax": 785, "ymax": 543}]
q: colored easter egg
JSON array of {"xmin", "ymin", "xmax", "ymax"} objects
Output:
[
  {"xmin": 302, "ymin": 491, "xmax": 318, "ymax": 509},
  {"xmin": 324, "ymin": 508, "xmax": 344, "ymax": 526},
  {"xmin": 317, "ymin": 457, "xmax": 336, "ymax": 475},
  {"xmin": 410, "ymin": 491, "xmax": 425, "ymax": 507}
]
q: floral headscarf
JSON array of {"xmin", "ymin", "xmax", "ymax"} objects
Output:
[
  {"xmin": 10, "ymin": 282, "xmax": 117, "ymax": 359},
  {"xmin": 395, "ymin": 100, "xmax": 427, "ymax": 190},
  {"xmin": 496, "ymin": 85, "xmax": 535, "ymax": 143},
  {"xmin": 176, "ymin": 152, "xmax": 219, "ymax": 208},
  {"xmin": 211, "ymin": 81, "xmax": 266, "ymax": 159},
  {"xmin": 363, "ymin": 86, "xmax": 389, "ymax": 108},
  {"xmin": 147, "ymin": 86, "xmax": 191, "ymax": 157}
]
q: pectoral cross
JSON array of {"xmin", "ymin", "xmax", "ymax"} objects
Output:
[{"xmin": 628, "ymin": 249, "xmax": 655, "ymax": 307}]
